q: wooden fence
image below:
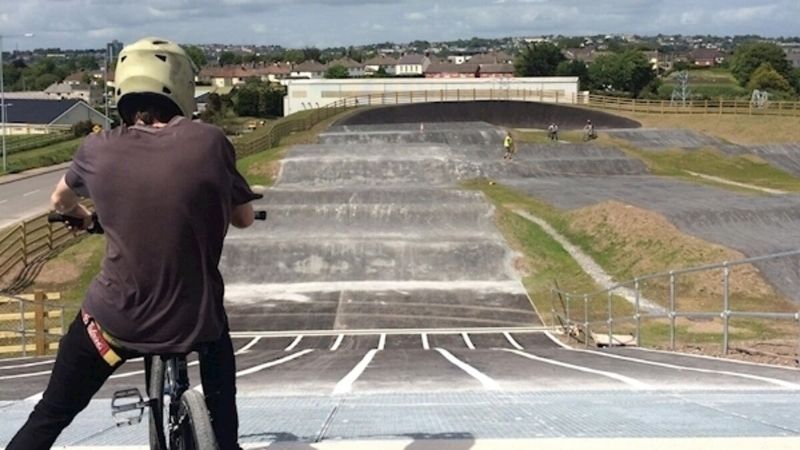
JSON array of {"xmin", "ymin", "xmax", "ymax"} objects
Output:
[
  {"xmin": 587, "ymin": 94, "xmax": 800, "ymax": 117},
  {"xmin": 0, "ymin": 291, "xmax": 63, "ymax": 356}
]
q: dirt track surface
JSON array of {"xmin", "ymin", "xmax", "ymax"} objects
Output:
[{"xmin": 336, "ymin": 101, "xmax": 642, "ymax": 130}]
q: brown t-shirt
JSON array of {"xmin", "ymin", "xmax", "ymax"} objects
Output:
[{"xmin": 65, "ymin": 117, "xmax": 258, "ymax": 353}]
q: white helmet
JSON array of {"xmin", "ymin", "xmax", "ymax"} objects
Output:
[{"xmin": 115, "ymin": 37, "xmax": 198, "ymax": 119}]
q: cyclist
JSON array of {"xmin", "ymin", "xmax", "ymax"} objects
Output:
[
  {"xmin": 583, "ymin": 119, "xmax": 597, "ymax": 141},
  {"xmin": 503, "ymin": 132, "xmax": 515, "ymax": 160},
  {"xmin": 7, "ymin": 37, "xmax": 258, "ymax": 450}
]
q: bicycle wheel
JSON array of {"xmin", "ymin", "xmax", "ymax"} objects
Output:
[
  {"xmin": 148, "ymin": 356, "xmax": 168, "ymax": 450},
  {"xmin": 174, "ymin": 390, "xmax": 218, "ymax": 450}
]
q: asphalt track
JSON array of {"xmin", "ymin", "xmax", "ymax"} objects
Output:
[{"xmin": 2, "ymin": 119, "xmax": 800, "ymax": 448}]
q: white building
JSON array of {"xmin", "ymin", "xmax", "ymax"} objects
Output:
[
  {"xmin": 395, "ymin": 54, "xmax": 430, "ymax": 76},
  {"xmin": 281, "ymin": 77, "xmax": 581, "ymax": 116}
]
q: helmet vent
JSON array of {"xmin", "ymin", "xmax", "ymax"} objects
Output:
[
  {"xmin": 120, "ymin": 56, "xmax": 127, "ymax": 63},
  {"xmin": 152, "ymin": 40, "xmax": 168, "ymax": 45},
  {"xmin": 116, "ymin": 89, "xmax": 121, "ymax": 95},
  {"xmin": 162, "ymin": 87, "xmax": 172, "ymax": 95},
  {"xmin": 155, "ymin": 54, "xmax": 167, "ymax": 62}
]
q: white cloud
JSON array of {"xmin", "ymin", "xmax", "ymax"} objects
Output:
[{"xmin": 2, "ymin": 0, "xmax": 798, "ymax": 50}]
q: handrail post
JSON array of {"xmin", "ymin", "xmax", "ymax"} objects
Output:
[
  {"xmin": 550, "ymin": 288, "xmax": 557, "ymax": 329},
  {"xmin": 565, "ymin": 294, "xmax": 571, "ymax": 342},
  {"xmin": 607, "ymin": 290, "xmax": 613, "ymax": 347},
  {"xmin": 722, "ymin": 263, "xmax": 730, "ymax": 355},
  {"xmin": 583, "ymin": 294, "xmax": 590, "ymax": 348},
  {"xmin": 634, "ymin": 279, "xmax": 642, "ymax": 347},
  {"xmin": 34, "ymin": 290, "xmax": 46, "ymax": 356},
  {"xmin": 669, "ymin": 272, "xmax": 676, "ymax": 351}
]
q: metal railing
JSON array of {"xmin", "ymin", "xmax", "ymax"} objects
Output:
[
  {"xmin": 0, "ymin": 290, "xmax": 64, "ymax": 356},
  {"xmin": 550, "ymin": 250, "xmax": 800, "ymax": 355}
]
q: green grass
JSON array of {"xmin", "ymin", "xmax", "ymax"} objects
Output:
[
  {"xmin": 4, "ymin": 138, "xmax": 82, "ymax": 174},
  {"xmin": 3, "ymin": 133, "xmax": 74, "ymax": 154},
  {"xmin": 610, "ymin": 139, "xmax": 800, "ymax": 192},
  {"xmin": 462, "ymin": 179, "xmax": 634, "ymax": 325}
]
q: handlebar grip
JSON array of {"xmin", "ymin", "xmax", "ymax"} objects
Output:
[
  {"xmin": 47, "ymin": 212, "xmax": 104, "ymax": 234},
  {"xmin": 254, "ymin": 211, "xmax": 267, "ymax": 221}
]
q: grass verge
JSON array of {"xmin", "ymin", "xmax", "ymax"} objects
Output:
[
  {"xmin": 605, "ymin": 136, "xmax": 800, "ymax": 193},
  {"xmin": 610, "ymin": 111, "xmax": 800, "ymax": 144},
  {"xmin": 4, "ymin": 138, "xmax": 82, "ymax": 174},
  {"xmin": 464, "ymin": 179, "xmax": 796, "ymax": 348}
]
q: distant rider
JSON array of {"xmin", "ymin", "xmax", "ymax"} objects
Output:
[
  {"xmin": 503, "ymin": 132, "xmax": 516, "ymax": 160},
  {"xmin": 547, "ymin": 123, "xmax": 559, "ymax": 141},
  {"xmin": 583, "ymin": 120, "xmax": 597, "ymax": 141}
]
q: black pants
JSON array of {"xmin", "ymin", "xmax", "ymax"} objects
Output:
[{"xmin": 7, "ymin": 314, "xmax": 241, "ymax": 450}]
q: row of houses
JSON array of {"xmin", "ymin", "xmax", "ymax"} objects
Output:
[{"xmin": 198, "ymin": 53, "xmax": 516, "ymax": 86}]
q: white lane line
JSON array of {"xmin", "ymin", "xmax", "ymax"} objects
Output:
[
  {"xmin": 236, "ymin": 349, "xmax": 314, "ymax": 377},
  {"xmin": 544, "ymin": 331, "xmax": 574, "ymax": 349},
  {"xmin": 580, "ymin": 348, "xmax": 800, "ymax": 389},
  {"xmin": 0, "ymin": 359, "xmax": 55, "ymax": 370},
  {"xmin": 235, "ymin": 337, "xmax": 262, "ymax": 355},
  {"xmin": 421, "ymin": 333, "xmax": 430, "ymax": 350},
  {"xmin": 503, "ymin": 332, "xmax": 524, "ymax": 350},
  {"xmin": 461, "ymin": 332, "xmax": 475, "ymax": 350},
  {"xmin": 627, "ymin": 346, "xmax": 800, "ymax": 372},
  {"xmin": 0, "ymin": 370, "xmax": 52, "ymax": 380},
  {"xmin": 333, "ymin": 349, "xmax": 378, "ymax": 395},
  {"xmin": 22, "ymin": 190, "xmax": 40, "ymax": 197},
  {"xmin": 109, "ymin": 360, "xmax": 200, "ymax": 380},
  {"xmin": 284, "ymin": 335, "xmax": 303, "ymax": 351},
  {"xmin": 435, "ymin": 348, "xmax": 500, "ymax": 391},
  {"xmin": 377, "ymin": 333, "xmax": 386, "ymax": 350},
  {"xmin": 330, "ymin": 334, "xmax": 344, "ymax": 351},
  {"xmin": 24, "ymin": 392, "xmax": 43, "ymax": 402},
  {"xmin": 502, "ymin": 348, "xmax": 650, "ymax": 389}
]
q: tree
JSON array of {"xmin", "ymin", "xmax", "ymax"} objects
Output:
[
  {"xmin": 588, "ymin": 50, "xmax": 656, "ymax": 97},
  {"xmin": 747, "ymin": 63, "xmax": 794, "ymax": 94},
  {"xmin": 514, "ymin": 42, "xmax": 565, "ymax": 77},
  {"xmin": 218, "ymin": 51, "xmax": 237, "ymax": 66},
  {"xmin": 303, "ymin": 47, "xmax": 321, "ymax": 62},
  {"xmin": 325, "ymin": 65, "xmax": 349, "ymax": 79},
  {"xmin": 730, "ymin": 42, "xmax": 792, "ymax": 88},
  {"xmin": 183, "ymin": 45, "xmax": 208, "ymax": 68},
  {"xmin": 284, "ymin": 49, "xmax": 305, "ymax": 63},
  {"xmin": 556, "ymin": 60, "xmax": 589, "ymax": 83}
]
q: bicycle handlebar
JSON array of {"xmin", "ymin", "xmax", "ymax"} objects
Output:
[{"xmin": 48, "ymin": 209, "xmax": 267, "ymax": 234}]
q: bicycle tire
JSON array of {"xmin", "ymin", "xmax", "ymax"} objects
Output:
[
  {"xmin": 148, "ymin": 357, "xmax": 168, "ymax": 450},
  {"xmin": 175, "ymin": 390, "xmax": 218, "ymax": 450}
]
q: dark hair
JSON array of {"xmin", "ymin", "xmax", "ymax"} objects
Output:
[{"xmin": 118, "ymin": 93, "xmax": 182, "ymax": 126}]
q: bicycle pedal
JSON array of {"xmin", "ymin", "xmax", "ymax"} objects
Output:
[{"xmin": 111, "ymin": 388, "xmax": 146, "ymax": 426}]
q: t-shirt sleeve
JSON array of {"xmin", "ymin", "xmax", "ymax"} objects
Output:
[
  {"xmin": 64, "ymin": 143, "xmax": 91, "ymax": 198},
  {"xmin": 221, "ymin": 136, "xmax": 260, "ymax": 206}
]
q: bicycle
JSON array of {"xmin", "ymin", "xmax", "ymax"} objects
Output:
[{"xmin": 48, "ymin": 207, "xmax": 267, "ymax": 450}]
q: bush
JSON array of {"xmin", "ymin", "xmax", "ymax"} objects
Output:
[{"xmin": 71, "ymin": 120, "xmax": 96, "ymax": 137}]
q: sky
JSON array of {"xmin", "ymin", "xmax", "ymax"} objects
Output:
[{"xmin": 1, "ymin": 0, "xmax": 798, "ymax": 51}]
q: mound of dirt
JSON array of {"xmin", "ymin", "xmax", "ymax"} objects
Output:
[{"xmin": 567, "ymin": 200, "xmax": 779, "ymax": 301}]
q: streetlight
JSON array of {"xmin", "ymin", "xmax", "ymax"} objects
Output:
[{"xmin": 1, "ymin": 32, "xmax": 35, "ymax": 172}]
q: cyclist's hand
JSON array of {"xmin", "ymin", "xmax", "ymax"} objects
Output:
[{"xmin": 63, "ymin": 205, "xmax": 93, "ymax": 232}]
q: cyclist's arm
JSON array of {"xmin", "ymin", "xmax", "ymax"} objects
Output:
[
  {"xmin": 50, "ymin": 175, "xmax": 92, "ymax": 228},
  {"xmin": 231, "ymin": 203, "xmax": 255, "ymax": 229}
]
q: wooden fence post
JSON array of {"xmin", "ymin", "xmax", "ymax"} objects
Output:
[{"xmin": 34, "ymin": 290, "xmax": 46, "ymax": 356}]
